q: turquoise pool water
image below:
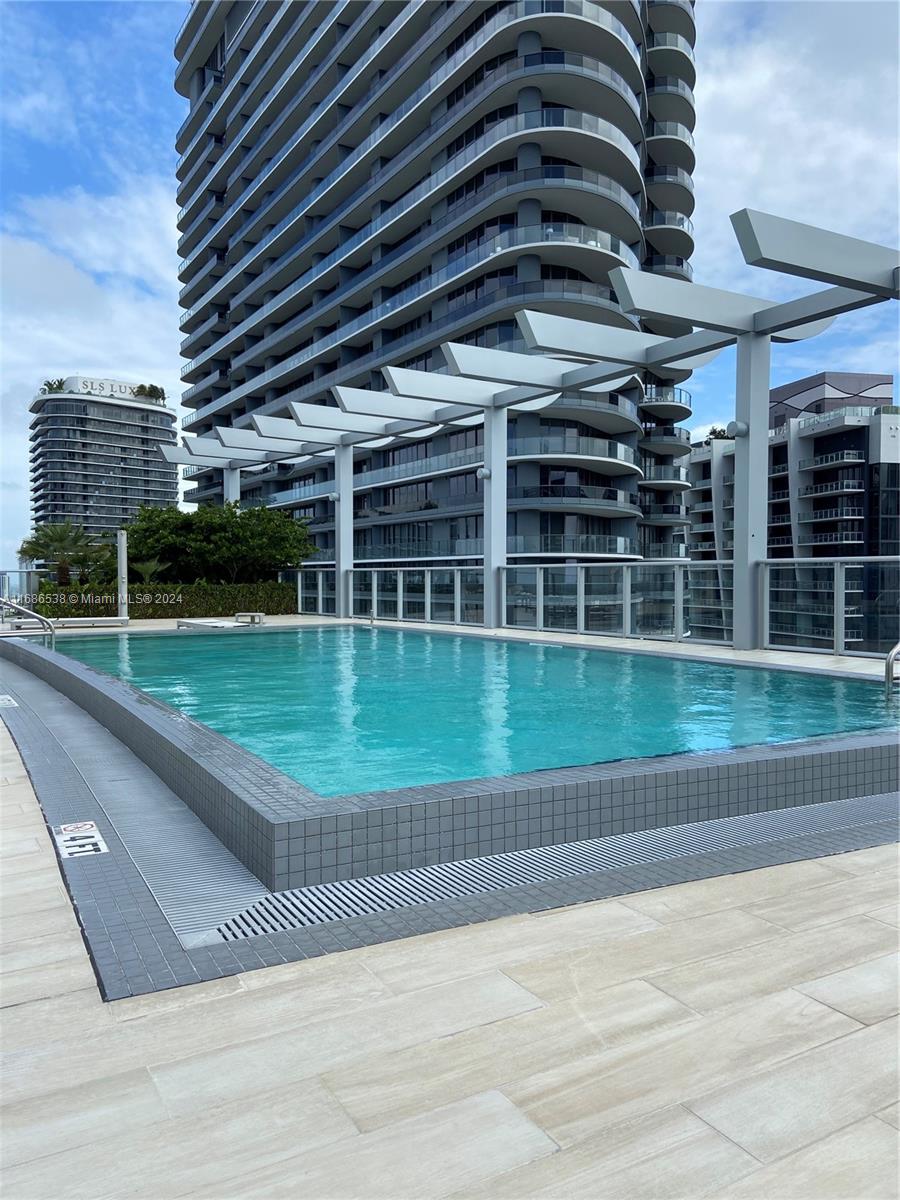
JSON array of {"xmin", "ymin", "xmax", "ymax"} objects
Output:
[{"xmin": 59, "ymin": 627, "xmax": 888, "ymax": 796}]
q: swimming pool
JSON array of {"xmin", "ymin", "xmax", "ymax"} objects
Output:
[{"xmin": 59, "ymin": 627, "xmax": 889, "ymax": 796}]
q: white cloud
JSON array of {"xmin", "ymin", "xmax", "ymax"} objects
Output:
[
  {"xmin": 0, "ymin": 177, "xmax": 183, "ymax": 564},
  {"xmin": 692, "ymin": 0, "xmax": 899, "ymax": 297}
]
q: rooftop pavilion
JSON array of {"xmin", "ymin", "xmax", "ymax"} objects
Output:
[{"xmin": 161, "ymin": 208, "xmax": 899, "ymax": 642}]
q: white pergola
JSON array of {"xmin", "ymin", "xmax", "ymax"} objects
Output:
[{"xmin": 164, "ymin": 208, "xmax": 898, "ymax": 642}]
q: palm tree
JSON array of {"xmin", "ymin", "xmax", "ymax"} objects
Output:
[
  {"xmin": 18, "ymin": 522, "xmax": 95, "ymax": 586},
  {"xmin": 40, "ymin": 378, "xmax": 66, "ymax": 394},
  {"xmin": 131, "ymin": 558, "xmax": 169, "ymax": 584}
]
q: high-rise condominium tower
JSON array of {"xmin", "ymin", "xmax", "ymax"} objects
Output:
[
  {"xmin": 175, "ymin": 0, "xmax": 696, "ymax": 565},
  {"xmin": 29, "ymin": 376, "xmax": 178, "ymax": 538}
]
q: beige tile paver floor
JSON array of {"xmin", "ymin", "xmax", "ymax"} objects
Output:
[{"xmin": 0, "ymin": 723, "xmax": 898, "ymax": 1199}]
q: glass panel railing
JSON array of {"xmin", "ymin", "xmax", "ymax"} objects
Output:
[
  {"xmin": 631, "ymin": 565, "xmax": 676, "ymax": 637},
  {"xmin": 460, "ymin": 569, "xmax": 484, "ymax": 624},
  {"xmin": 583, "ymin": 565, "xmax": 624, "ymax": 634},
  {"xmin": 845, "ymin": 561, "xmax": 900, "ymax": 654},
  {"xmin": 374, "ymin": 569, "xmax": 398, "ymax": 619},
  {"xmin": 352, "ymin": 569, "xmax": 373, "ymax": 617},
  {"xmin": 508, "ymin": 436, "xmax": 639, "ymax": 466},
  {"xmin": 685, "ymin": 565, "xmax": 732, "ymax": 642},
  {"xmin": 543, "ymin": 566, "xmax": 579, "ymax": 631},
  {"xmin": 508, "ymin": 534, "xmax": 639, "ymax": 556},
  {"xmin": 766, "ymin": 564, "xmax": 836, "ymax": 650},
  {"xmin": 402, "ymin": 570, "xmax": 427, "ymax": 621},
  {"xmin": 505, "ymin": 568, "xmax": 538, "ymax": 628},
  {"xmin": 430, "ymin": 570, "xmax": 456, "ymax": 624}
]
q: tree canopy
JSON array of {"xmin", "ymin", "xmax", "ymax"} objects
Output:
[{"xmin": 125, "ymin": 503, "xmax": 314, "ymax": 583}]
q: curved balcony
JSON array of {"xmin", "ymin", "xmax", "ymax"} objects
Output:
[
  {"xmin": 644, "ymin": 166, "xmax": 695, "ymax": 217},
  {"xmin": 192, "ymin": 222, "xmax": 639, "ymax": 386},
  {"xmin": 508, "ymin": 435, "xmax": 641, "ymax": 477},
  {"xmin": 508, "ymin": 485, "xmax": 641, "ymax": 518},
  {"xmin": 646, "ymin": 121, "xmax": 696, "ymax": 173},
  {"xmin": 544, "ymin": 392, "xmax": 643, "ymax": 434},
  {"xmin": 183, "ymin": 280, "xmax": 638, "ymax": 429},
  {"xmin": 646, "ymin": 32, "xmax": 696, "ymax": 88},
  {"xmin": 646, "ymin": 76, "xmax": 696, "ymax": 128},
  {"xmin": 640, "ymin": 385, "xmax": 692, "ymax": 421},
  {"xmin": 344, "ymin": 531, "xmax": 641, "ymax": 562},
  {"xmin": 178, "ymin": 13, "xmax": 646, "ymax": 282},
  {"xmin": 640, "ymin": 502, "xmax": 690, "ymax": 525},
  {"xmin": 639, "ymin": 425, "xmax": 692, "ymax": 456},
  {"xmin": 641, "ymin": 541, "xmax": 688, "ymax": 558},
  {"xmin": 508, "ymin": 534, "xmax": 639, "ymax": 558},
  {"xmin": 644, "ymin": 254, "xmax": 694, "ymax": 281},
  {"xmin": 644, "ymin": 210, "xmax": 694, "ymax": 258},
  {"xmin": 647, "ymin": 0, "xmax": 697, "ymax": 44},
  {"xmin": 186, "ymin": 107, "xmax": 647, "ymax": 323},
  {"xmin": 193, "ymin": 166, "xmax": 643, "ymax": 348},
  {"xmin": 345, "ymin": 485, "xmax": 643, "ymax": 524}
]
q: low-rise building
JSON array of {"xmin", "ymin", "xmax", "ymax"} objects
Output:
[{"xmin": 686, "ymin": 372, "xmax": 898, "ymax": 647}]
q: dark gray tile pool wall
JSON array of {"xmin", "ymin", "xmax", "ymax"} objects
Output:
[
  {"xmin": 0, "ymin": 638, "xmax": 310, "ymax": 885},
  {"xmin": 2, "ymin": 637, "xmax": 895, "ymax": 891}
]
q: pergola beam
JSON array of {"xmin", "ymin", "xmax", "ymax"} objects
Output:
[
  {"xmin": 609, "ymin": 268, "xmax": 836, "ymax": 340},
  {"xmin": 732, "ymin": 209, "xmax": 900, "ymax": 297}
]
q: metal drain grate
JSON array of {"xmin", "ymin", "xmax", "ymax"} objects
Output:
[{"xmin": 217, "ymin": 793, "xmax": 898, "ymax": 939}]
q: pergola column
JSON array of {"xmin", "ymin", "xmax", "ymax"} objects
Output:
[
  {"xmin": 731, "ymin": 332, "xmax": 772, "ymax": 650},
  {"xmin": 222, "ymin": 467, "xmax": 241, "ymax": 504},
  {"xmin": 333, "ymin": 443, "xmax": 354, "ymax": 618},
  {"xmin": 482, "ymin": 405, "xmax": 508, "ymax": 628}
]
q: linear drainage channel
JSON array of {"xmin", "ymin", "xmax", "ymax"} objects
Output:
[{"xmin": 217, "ymin": 792, "xmax": 899, "ymax": 940}]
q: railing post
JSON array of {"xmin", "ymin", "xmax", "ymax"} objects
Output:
[
  {"xmin": 760, "ymin": 563, "xmax": 770, "ymax": 649},
  {"xmin": 536, "ymin": 567, "xmax": 545, "ymax": 631},
  {"xmin": 316, "ymin": 570, "xmax": 324, "ymax": 615},
  {"xmin": 424, "ymin": 569, "xmax": 432, "ymax": 623},
  {"xmin": 576, "ymin": 565, "xmax": 585, "ymax": 634},
  {"xmin": 622, "ymin": 565, "xmax": 632, "ymax": 637},
  {"xmin": 454, "ymin": 569, "xmax": 462, "ymax": 625},
  {"xmin": 371, "ymin": 570, "xmax": 378, "ymax": 621},
  {"xmin": 834, "ymin": 561, "xmax": 846, "ymax": 655},
  {"xmin": 296, "ymin": 569, "xmax": 302, "ymax": 615},
  {"xmin": 397, "ymin": 570, "xmax": 404, "ymax": 621},
  {"xmin": 674, "ymin": 563, "xmax": 684, "ymax": 641}
]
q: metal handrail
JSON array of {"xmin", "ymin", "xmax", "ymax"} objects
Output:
[
  {"xmin": 885, "ymin": 642, "xmax": 900, "ymax": 700},
  {"xmin": 0, "ymin": 598, "xmax": 56, "ymax": 651}
]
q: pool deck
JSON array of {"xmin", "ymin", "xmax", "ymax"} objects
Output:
[
  {"xmin": 39, "ymin": 611, "xmax": 886, "ymax": 680},
  {"xmin": 2, "ymin": 725, "xmax": 898, "ymax": 1199}
]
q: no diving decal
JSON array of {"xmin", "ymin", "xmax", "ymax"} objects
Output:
[{"xmin": 55, "ymin": 821, "xmax": 109, "ymax": 858}]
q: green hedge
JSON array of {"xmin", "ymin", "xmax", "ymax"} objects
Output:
[{"xmin": 35, "ymin": 581, "xmax": 297, "ymax": 620}]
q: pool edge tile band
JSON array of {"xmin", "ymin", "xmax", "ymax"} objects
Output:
[{"xmin": 215, "ymin": 793, "xmax": 900, "ymax": 940}]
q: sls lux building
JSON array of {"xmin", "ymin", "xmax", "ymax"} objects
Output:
[
  {"xmin": 29, "ymin": 377, "xmax": 178, "ymax": 538},
  {"xmin": 174, "ymin": 0, "xmax": 696, "ymax": 564}
]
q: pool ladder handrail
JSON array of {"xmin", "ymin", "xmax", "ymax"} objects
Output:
[
  {"xmin": 0, "ymin": 598, "xmax": 56, "ymax": 652},
  {"xmin": 885, "ymin": 641, "xmax": 900, "ymax": 701}
]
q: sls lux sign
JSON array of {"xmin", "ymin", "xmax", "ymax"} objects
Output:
[{"xmin": 63, "ymin": 376, "xmax": 139, "ymax": 398}]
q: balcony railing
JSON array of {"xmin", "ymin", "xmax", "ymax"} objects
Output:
[
  {"xmin": 763, "ymin": 557, "xmax": 898, "ymax": 655},
  {"xmin": 798, "ymin": 450, "xmax": 866, "ymax": 470}
]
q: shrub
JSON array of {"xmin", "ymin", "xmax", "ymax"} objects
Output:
[{"xmin": 35, "ymin": 581, "xmax": 298, "ymax": 619}]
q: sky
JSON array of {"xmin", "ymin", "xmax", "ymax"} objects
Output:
[{"xmin": 0, "ymin": 0, "xmax": 898, "ymax": 565}]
